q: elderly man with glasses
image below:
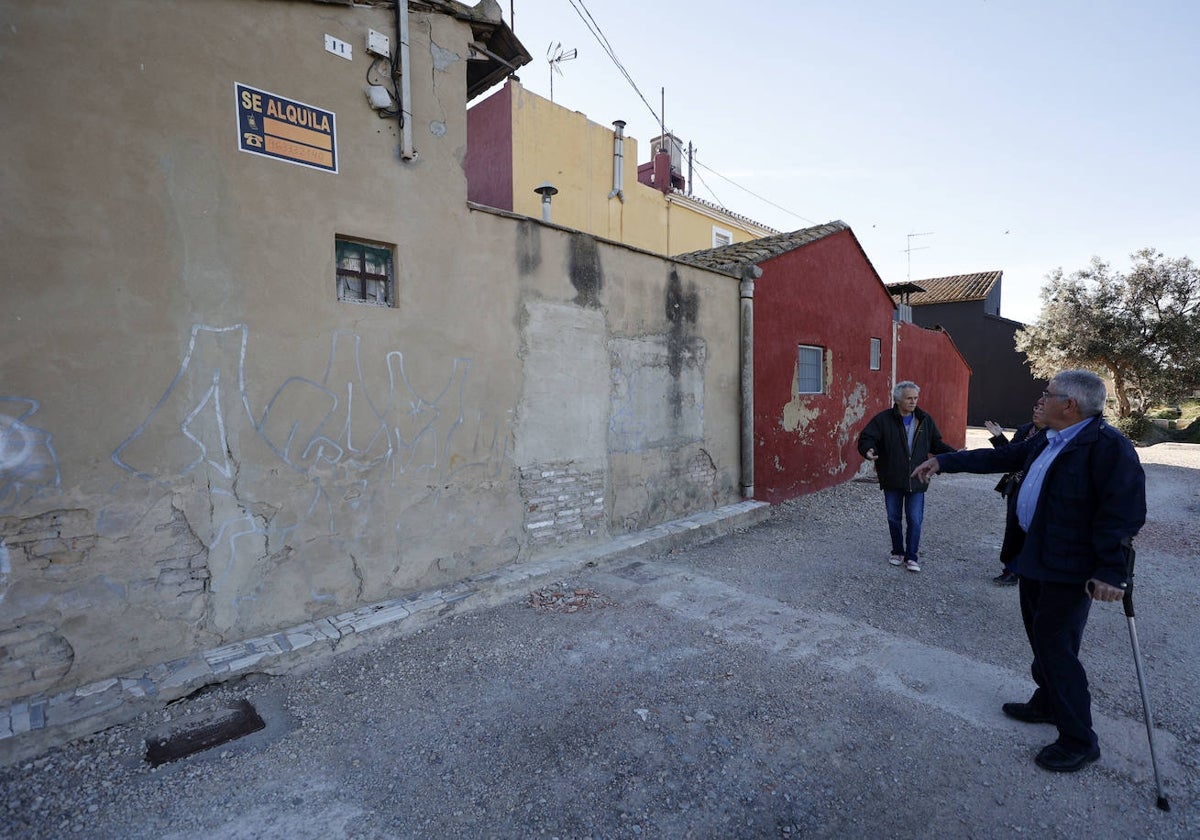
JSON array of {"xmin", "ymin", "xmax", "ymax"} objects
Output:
[{"xmin": 912, "ymin": 369, "xmax": 1146, "ymax": 774}]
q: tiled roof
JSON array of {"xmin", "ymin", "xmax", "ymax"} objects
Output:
[
  {"xmin": 674, "ymin": 221, "xmax": 850, "ymax": 273},
  {"xmin": 889, "ymin": 271, "xmax": 1002, "ymax": 305}
]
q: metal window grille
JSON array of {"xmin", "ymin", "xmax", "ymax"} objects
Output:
[{"xmin": 336, "ymin": 238, "xmax": 393, "ymax": 306}]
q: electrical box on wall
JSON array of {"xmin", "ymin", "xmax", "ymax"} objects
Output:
[{"xmin": 367, "ymin": 29, "xmax": 391, "ymax": 58}]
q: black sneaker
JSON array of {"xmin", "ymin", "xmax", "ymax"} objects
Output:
[
  {"xmin": 993, "ymin": 570, "xmax": 1018, "ymax": 586},
  {"xmin": 1035, "ymin": 741, "xmax": 1100, "ymax": 772},
  {"xmin": 1002, "ymin": 701, "xmax": 1055, "ymax": 724}
]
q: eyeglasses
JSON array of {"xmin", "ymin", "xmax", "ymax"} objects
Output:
[{"xmin": 1041, "ymin": 390, "xmax": 1071, "ymax": 401}]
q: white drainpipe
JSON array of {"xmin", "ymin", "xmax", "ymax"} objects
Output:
[{"xmin": 397, "ymin": 1, "xmax": 415, "ymax": 160}]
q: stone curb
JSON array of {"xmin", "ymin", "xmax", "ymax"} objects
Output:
[{"xmin": 0, "ymin": 500, "xmax": 770, "ymax": 766}]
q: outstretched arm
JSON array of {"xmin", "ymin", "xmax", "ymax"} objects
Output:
[{"xmin": 912, "ymin": 456, "xmax": 941, "ymax": 482}]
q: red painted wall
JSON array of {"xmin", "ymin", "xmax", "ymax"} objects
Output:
[
  {"xmin": 465, "ymin": 82, "xmax": 514, "ymax": 210},
  {"xmin": 893, "ymin": 323, "xmax": 970, "ymax": 449},
  {"xmin": 753, "ymin": 229, "xmax": 897, "ymax": 502}
]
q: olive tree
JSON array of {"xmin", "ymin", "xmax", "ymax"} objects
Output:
[{"xmin": 1015, "ymin": 249, "xmax": 1200, "ymax": 418}]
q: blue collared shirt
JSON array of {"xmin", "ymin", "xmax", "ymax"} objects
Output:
[{"xmin": 1016, "ymin": 417, "xmax": 1091, "ymax": 531}]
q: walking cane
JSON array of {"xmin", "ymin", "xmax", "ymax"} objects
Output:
[{"xmin": 1121, "ymin": 540, "xmax": 1171, "ymax": 811}]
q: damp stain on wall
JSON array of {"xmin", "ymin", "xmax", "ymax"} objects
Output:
[{"xmin": 568, "ymin": 233, "xmax": 603, "ymax": 308}]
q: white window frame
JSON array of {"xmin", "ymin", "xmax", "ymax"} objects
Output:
[
  {"xmin": 870, "ymin": 337, "xmax": 882, "ymax": 371},
  {"xmin": 712, "ymin": 226, "xmax": 733, "ymax": 248},
  {"xmin": 797, "ymin": 344, "xmax": 824, "ymax": 394}
]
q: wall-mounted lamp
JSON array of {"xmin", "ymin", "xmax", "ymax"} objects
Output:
[{"xmin": 534, "ymin": 181, "xmax": 558, "ymax": 222}]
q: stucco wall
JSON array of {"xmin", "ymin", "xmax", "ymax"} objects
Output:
[
  {"xmin": 464, "ymin": 80, "xmax": 515, "ymax": 211},
  {"xmin": 752, "ymin": 231, "xmax": 896, "ymax": 501},
  {"xmin": 893, "ymin": 324, "xmax": 971, "ymax": 449},
  {"xmin": 0, "ymin": 0, "xmax": 743, "ymax": 733}
]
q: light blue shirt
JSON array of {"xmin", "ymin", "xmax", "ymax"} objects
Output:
[{"xmin": 1016, "ymin": 418, "xmax": 1091, "ymax": 531}]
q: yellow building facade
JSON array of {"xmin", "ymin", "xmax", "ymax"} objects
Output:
[{"xmin": 467, "ymin": 80, "xmax": 776, "ymax": 254}]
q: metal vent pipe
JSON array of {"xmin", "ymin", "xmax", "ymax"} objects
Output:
[{"xmin": 609, "ymin": 120, "xmax": 625, "ymax": 200}]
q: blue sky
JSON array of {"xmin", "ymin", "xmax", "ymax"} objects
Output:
[{"xmin": 491, "ymin": 0, "xmax": 1199, "ymax": 323}]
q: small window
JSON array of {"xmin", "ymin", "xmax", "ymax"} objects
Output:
[
  {"xmin": 797, "ymin": 345, "xmax": 824, "ymax": 394},
  {"xmin": 336, "ymin": 237, "xmax": 394, "ymax": 306},
  {"xmin": 870, "ymin": 337, "xmax": 882, "ymax": 370},
  {"xmin": 712, "ymin": 226, "xmax": 733, "ymax": 247}
]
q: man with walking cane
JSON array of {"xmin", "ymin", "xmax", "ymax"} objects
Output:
[{"xmin": 912, "ymin": 370, "xmax": 1146, "ymax": 774}]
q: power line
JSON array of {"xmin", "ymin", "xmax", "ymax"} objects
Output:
[
  {"xmin": 690, "ymin": 167, "xmax": 723, "ymax": 208},
  {"xmin": 563, "ymin": 0, "xmax": 662, "ymax": 129},
  {"xmin": 557, "ymin": 0, "xmax": 817, "ymax": 230},
  {"xmin": 692, "ymin": 158, "xmax": 818, "ymax": 226}
]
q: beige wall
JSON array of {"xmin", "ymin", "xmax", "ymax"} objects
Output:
[
  {"xmin": 501, "ymin": 82, "xmax": 775, "ymax": 254},
  {"xmin": 0, "ymin": 0, "xmax": 743, "ymax": 738}
]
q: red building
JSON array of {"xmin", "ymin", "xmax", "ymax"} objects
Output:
[
  {"xmin": 894, "ymin": 321, "xmax": 971, "ymax": 450},
  {"xmin": 680, "ymin": 222, "xmax": 970, "ymax": 502}
]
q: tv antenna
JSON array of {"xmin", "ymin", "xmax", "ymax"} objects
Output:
[
  {"xmin": 547, "ymin": 42, "xmax": 577, "ymax": 102},
  {"xmin": 902, "ymin": 231, "xmax": 934, "ymax": 281}
]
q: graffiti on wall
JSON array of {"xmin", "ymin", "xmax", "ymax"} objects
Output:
[
  {"xmin": 111, "ymin": 323, "xmax": 508, "ymax": 534},
  {"xmin": 0, "ymin": 397, "xmax": 62, "ymax": 514},
  {"xmin": 113, "ymin": 325, "xmax": 507, "ymax": 484},
  {"xmin": 105, "ymin": 323, "xmax": 511, "ymax": 627}
]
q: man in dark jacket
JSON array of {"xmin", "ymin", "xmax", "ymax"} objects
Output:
[
  {"xmin": 857, "ymin": 381, "xmax": 956, "ymax": 573},
  {"xmin": 984, "ymin": 405, "xmax": 1047, "ymax": 585},
  {"xmin": 913, "ymin": 369, "xmax": 1146, "ymax": 773}
]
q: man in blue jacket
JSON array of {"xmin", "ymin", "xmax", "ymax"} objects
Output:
[
  {"xmin": 913, "ymin": 369, "xmax": 1146, "ymax": 773},
  {"xmin": 857, "ymin": 381, "xmax": 957, "ymax": 573}
]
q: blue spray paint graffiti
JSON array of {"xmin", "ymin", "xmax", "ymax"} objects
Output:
[{"xmin": 0, "ymin": 397, "xmax": 62, "ymax": 513}]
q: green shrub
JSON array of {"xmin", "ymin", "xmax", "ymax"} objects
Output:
[
  {"xmin": 1179, "ymin": 419, "xmax": 1200, "ymax": 444},
  {"xmin": 1112, "ymin": 414, "xmax": 1151, "ymax": 441}
]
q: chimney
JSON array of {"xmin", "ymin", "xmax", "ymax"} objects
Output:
[
  {"xmin": 653, "ymin": 146, "xmax": 672, "ymax": 195},
  {"xmin": 534, "ymin": 181, "xmax": 558, "ymax": 222}
]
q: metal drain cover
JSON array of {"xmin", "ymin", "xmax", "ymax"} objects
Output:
[{"xmin": 144, "ymin": 697, "xmax": 266, "ymax": 767}]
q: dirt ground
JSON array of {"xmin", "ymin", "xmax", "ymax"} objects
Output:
[{"xmin": 2, "ymin": 431, "xmax": 1197, "ymax": 839}]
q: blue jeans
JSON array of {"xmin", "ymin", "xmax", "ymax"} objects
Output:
[{"xmin": 883, "ymin": 489, "xmax": 925, "ymax": 562}]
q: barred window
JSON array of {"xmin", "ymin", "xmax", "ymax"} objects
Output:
[{"xmin": 336, "ymin": 237, "xmax": 393, "ymax": 306}]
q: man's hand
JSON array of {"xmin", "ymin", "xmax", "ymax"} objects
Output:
[
  {"xmin": 984, "ymin": 420, "xmax": 1003, "ymax": 437},
  {"xmin": 863, "ymin": 448, "xmax": 878, "ymax": 461},
  {"xmin": 912, "ymin": 457, "xmax": 940, "ymax": 482},
  {"xmin": 1086, "ymin": 579, "xmax": 1125, "ymax": 602}
]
